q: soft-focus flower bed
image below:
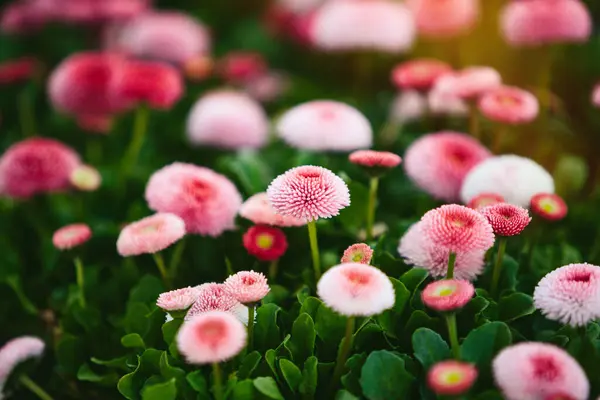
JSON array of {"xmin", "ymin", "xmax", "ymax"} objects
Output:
[{"xmin": 1, "ymin": 0, "xmax": 600, "ymax": 399}]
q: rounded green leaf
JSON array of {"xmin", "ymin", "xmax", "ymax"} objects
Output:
[
  {"xmin": 360, "ymin": 350, "xmax": 415, "ymax": 400},
  {"xmin": 412, "ymin": 328, "xmax": 450, "ymax": 369},
  {"xmin": 253, "ymin": 377, "xmax": 284, "ymax": 400}
]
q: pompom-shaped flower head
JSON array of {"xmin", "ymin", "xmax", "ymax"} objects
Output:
[
  {"xmin": 277, "ymin": 100, "xmax": 372, "ymax": 152},
  {"xmin": 0, "ymin": 137, "xmax": 81, "ymax": 198},
  {"xmin": 0, "ymin": 336, "xmax": 45, "ymax": 394},
  {"xmin": 406, "ymin": 0, "xmax": 479, "ymax": 38},
  {"xmin": 404, "ymin": 131, "xmax": 491, "ymax": 202},
  {"xmin": 239, "ymin": 192, "xmax": 306, "ymax": 227},
  {"xmin": 310, "ymin": 0, "xmax": 415, "ymax": 53},
  {"xmin": 461, "ymin": 155, "xmax": 555, "ymax": 208},
  {"xmin": 117, "ymin": 213, "xmax": 186, "ymax": 256},
  {"xmin": 391, "ymin": 59, "xmax": 452, "ymax": 92},
  {"xmin": 157, "ymin": 286, "xmax": 200, "ymax": 312},
  {"xmin": 349, "ymin": 150, "xmax": 402, "ymax": 177},
  {"xmin": 317, "ymin": 263, "xmax": 395, "ymax": 316},
  {"xmin": 186, "ymin": 90, "xmax": 269, "ymax": 149},
  {"xmin": 500, "ymin": 0, "xmax": 592, "ymax": 47},
  {"xmin": 479, "ymin": 85, "xmax": 539, "ymax": 125},
  {"xmin": 224, "ymin": 271, "xmax": 270, "ymax": 305},
  {"xmin": 534, "ymin": 263, "xmax": 600, "ymax": 327},
  {"xmin": 177, "ymin": 311, "xmax": 247, "ymax": 364},
  {"xmin": 480, "ymin": 203, "xmax": 531, "ymax": 236},
  {"xmin": 434, "ymin": 67, "xmax": 502, "ymax": 101},
  {"xmin": 70, "ymin": 164, "xmax": 101, "ymax": 192},
  {"xmin": 243, "ymin": 225, "xmax": 288, "ymax": 262},
  {"xmin": 341, "ymin": 243, "xmax": 373, "ymax": 264},
  {"xmin": 428, "ymin": 360, "xmax": 478, "ymax": 396},
  {"xmin": 493, "ymin": 342, "xmax": 589, "ymax": 400},
  {"xmin": 53, "ymin": 223, "xmax": 92, "ymax": 250},
  {"xmin": 267, "ymin": 165, "xmax": 350, "ymax": 221},
  {"xmin": 467, "ymin": 193, "xmax": 505, "ymax": 210},
  {"xmin": 186, "ymin": 283, "xmax": 247, "ymax": 324},
  {"xmin": 145, "ymin": 163, "xmax": 242, "ymax": 236},
  {"xmin": 422, "ymin": 279, "xmax": 475, "ymax": 312},
  {"xmin": 531, "ymin": 193, "xmax": 568, "ymax": 221}
]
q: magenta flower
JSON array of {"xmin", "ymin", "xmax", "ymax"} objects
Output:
[
  {"xmin": 406, "ymin": 0, "xmax": 479, "ymax": 38},
  {"xmin": 224, "ymin": 271, "xmax": 270, "ymax": 305},
  {"xmin": 243, "ymin": 225, "xmax": 288, "ymax": 262},
  {"xmin": 185, "ymin": 283, "xmax": 247, "ymax": 324},
  {"xmin": 52, "ymin": 223, "xmax": 92, "ymax": 250},
  {"xmin": 239, "ymin": 192, "xmax": 306, "ymax": 227},
  {"xmin": 531, "ymin": 193, "xmax": 568, "ymax": 221},
  {"xmin": 421, "ymin": 279, "xmax": 474, "ymax": 312},
  {"xmin": 478, "ymin": 86, "xmax": 539, "ymax": 125},
  {"xmin": 428, "ymin": 361, "xmax": 478, "ymax": 396},
  {"xmin": 217, "ymin": 51, "xmax": 267, "ymax": 85},
  {"xmin": 480, "ymin": 203, "xmax": 531, "ymax": 236},
  {"xmin": 341, "ymin": 243, "xmax": 373, "ymax": 264},
  {"xmin": 0, "ymin": 336, "xmax": 45, "ymax": 394},
  {"xmin": 116, "ymin": 213, "xmax": 186, "ymax": 256},
  {"xmin": 157, "ymin": 287, "xmax": 201, "ymax": 312},
  {"xmin": 391, "ymin": 58, "xmax": 452, "ymax": 92}
]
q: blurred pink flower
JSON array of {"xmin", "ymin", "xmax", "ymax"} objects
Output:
[
  {"xmin": 0, "ymin": 336, "xmax": 45, "ymax": 393},
  {"xmin": 186, "ymin": 90, "xmax": 269, "ymax": 149},
  {"xmin": 1, "ymin": 2, "xmax": 49, "ymax": 34},
  {"xmin": 264, "ymin": 4, "xmax": 316, "ymax": 46},
  {"xmin": 404, "ymin": 131, "xmax": 491, "ymax": 202},
  {"xmin": 243, "ymin": 71, "xmax": 289, "ymax": 103},
  {"xmin": 500, "ymin": 0, "xmax": 591, "ymax": 47},
  {"xmin": 428, "ymin": 86, "xmax": 469, "ymax": 116},
  {"xmin": 239, "ymin": 192, "xmax": 307, "ymax": 227},
  {"xmin": 76, "ymin": 114, "xmax": 113, "ymax": 134},
  {"xmin": 310, "ymin": 0, "xmax": 415, "ymax": 53},
  {"xmin": 224, "ymin": 271, "xmax": 270, "ymax": 304},
  {"xmin": 70, "ymin": 164, "xmax": 102, "ymax": 191},
  {"xmin": 390, "ymin": 91, "xmax": 427, "ymax": 123},
  {"xmin": 157, "ymin": 286, "xmax": 201, "ymax": 311},
  {"xmin": 391, "ymin": 58, "xmax": 452, "ymax": 91},
  {"xmin": 145, "ymin": 163, "xmax": 242, "ymax": 236},
  {"xmin": 276, "ymin": 100, "xmax": 372, "ymax": 151},
  {"xmin": 349, "ymin": 150, "xmax": 402, "ymax": 170},
  {"xmin": 53, "ymin": 223, "xmax": 92, "ymax": 250},
  {"xmin": 341, "ymin": 243, "xmax": 373, "ymax": 264},
  {"xmin": 56, "ymin": 0, "xmax": 148, "ymax": 24},
  {"xmin": 267, "ymin": 165, "xmax": 350, "ymax": 221},
  {"xmin": 467, "ymin": 193, "xmax": 505, "ymax": 210},
  {"xmin": 0, "ymin": 57, "xmax": 37, "ymax": 85},
  {"xmin": 116, "ymin": 213, "xmax": 186, "ymax": 256},
  {"xmin": 317, "ymin": 262, "xmax": 395, "ymax": 316},
  {"xmin": 479, "ymin": 86, "xmax": 539, "ymax": 125},
  {"xmin": 534, "ymin": 263, "xmax": 600, "ymax": 327},
  {"xmin": 530, "ymin": 193, "xmax": 568, "ymax": 221},
  {"xmin": 186, "ymin": 283, "xmax": 248, "ymax": 324},
  {"xmin": 428, "ymin": 361, "xmax": 478, "ymax": 396},
  {"xmin": 493, "ymin": 342, "xmax": 589, "ymax": 400},
  {"xmin": 217, "ymin": 51, "xmax": 267, "ymax": 84},
  {"xmin": 433, "ymin": 67, "xmax": 502, "ymax": 101},
  {"xmin": 406, "ymin": 0, "xmax": 479, "ymax": 38},
  {"xmin": 421, "ymin": 279, "xmax": 474, "ymax": 312},
  {"xmin": 277, "ymin": 0, "xmax": 323, "ymax": 14},
  {"xmin": 0, "ymin": 137, "xmax": 81, "ymax": 198},
  {"xmin": 480, "ymin": 203, "xmax": 531, "ymax": 236},
  {"xmin": 592, "ymin": 84, "xmax": 600, "ymax": 108}
]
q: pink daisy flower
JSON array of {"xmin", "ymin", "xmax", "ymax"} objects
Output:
[
  {"xmin": 493, "ymin": 342, "xmax": 589, "ymax": 400},
  {"xmin": 156, "ymin": 286, "xmax": 201, "ymax": 311},
  {"xmin": 317, "ymin": 263, "xmax": 395, "ymax": 316},
  {"xmin": 177, "ymin": 311, "xmax": 247, "ymax": 364},
  {"xmin": 467, "ymin": 193, "xmax": 505, "ymax": 210},
  {"xmin": 52, "ymin": 223, "xmax": 92, "ymax": 250},
  {"xmin": 421, "ymin": 279, "xmax": 475, "ymax": 312},
  {"xmin": 276, "ymin": 100, "xmax": 372, "ymax": 152},
  {"xmin": 348, "ymin": 150, "xmax": 402, "ymax": 171},
  {"xmin": 500, "ymin": 0, "xmax": 592, "ymax": 47},
  {"xmin": 243, "ymin": 71, "xmax": 290, "ymax": 103},
  {"xmin": 480, "ymin": 203, "xmax": 531, "ymax": 236},
  {"xmin": 593, "ymin": 84, "xmax": 600, "ymax": 108},
  {"xmin": 116, "ymin": 213, "xmax": 186, "ymax": 256},
  {"xmin": 76, "ymin": 114, "xmax": 113, "ymax": 135},
  {"xmin": 404, "ymin": 131, "xmax": 491, "ymax": 202},
  {"xmin": 0, "ymin": 137, "xmax": 81, "ymax": 198},
  {"xmin": 52, "ymin": 0, "xmax": 148, "ymax": 24},
  {"xmin": 185, "ymin": 283, "xmax": 247, "ymax": 324},
  {"xmin": 391, "ymin": 58, "xmax": 453, "ymax": 92},
  {"xmin": 531, "ymin": 193, "xmax": 568, "ymax": 221},
  {"xmin": 341, "ymin": 243, "xmax": 374, "ymax": 264},
  {"xmin": 224, "ymin": 271, "xmax": 270, "ymax": 305},
  {"xmin": 1, "ymin": 3, "xmax": 49, "ymax": 34},
  {"xmin": 0, "ymin": 57, "xmax": 37, "ymax": 85},
  {"xmin": 428, "ymin": 84, "xmax": 469, "ymax": 117},
  {"xmin": 217, "ymin": 51, "xmax": 267, "ymax": 85},
  {"xmin": 243, "ymin": 225, "xmax": 288, "ymax": 262},
  {"xmin": 398, "ymin": 222, "xmax": 487, "ymax": 280},
  {"xmin": 433, "ymin": 67, "xmax": 502, "ymax": 101},
  {"xmin": 310, "ymin": 0, "xmax": 415, "ymax": 53},
  {"xmin": 0, "ymin": 336, "xmax": 45, "ymax": 393},
  {"xmin": 186, "ymin": 90, "xmax": 269, "ymax": 149},
  {"xmin": 145, "ymin": 163, "xmax": 242, "ymax": 236},
  {"xmin": 183, "ymin": 56, "xmax": 213, "ymax": 82},
  {"xmin": 428, "ymin": 361, "xmax": 478, "ymax": 396},
  {"xmin": 238, "ymin": 192, "xmax": 306, "ymax": 227},
  {"xmin": 478, "ymin": 86, "xmax": 539, "ymax": 125},
  {"xmin": 70, "ymin": 164, "xmax": 101, "ymax": 192},
  {"xmin": 533, "ymin": 263, "xmax": 600, "ymax": 327},
  {"xmin": 267, "ymin": 165, "xmax": 350, "ymax": 221},
  {"xmin": 407, "ymin": 0, "xmax": 479, "ymax": 38},
  {"xmin": 389, "ymin": 91, "xmax": 427, "ymax": 124}
]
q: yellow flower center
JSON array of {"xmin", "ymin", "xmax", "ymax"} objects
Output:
[
  {"xmin": 256, "ymin": 233, "xmax": 274, "ymax": 250},
  {"xmin": 352, "ymin": 252, "xmax": 364, "ymax": 262},
  {"xmin": 441, "ymin": 370, "xmax": 463, "ymax": 384}
]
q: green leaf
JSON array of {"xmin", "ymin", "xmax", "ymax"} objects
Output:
[
  {"xmin": 77, "ymin": 363, "xmax": 119, "ymax": 386},
  {"xmin": 253, "ymin": 377, "xmax": 284, "ymax": 400},
  {"xmin": 405, "ymin": 310, "xmax": 440, "ymax": 337},
  {"xmin": 461, "ymin": 322, "xmax": 512, "ymax": 371},
  {"xmin": 121, "ymin": 333, "xmax": 146, "ymax": 349},
  {"xmin": 125, "ymin": 302, "xmax": 151, "ymax": 336},
  {"xmin": 140, "ymin": 378, "xmax": 177, "ymax": 400},
  {"xmin": 238, "ymin": 351, "xmax": 262, "ymax": 380},
  {"xmin": 377, "ymin": 278, "xmax": 411, "ymax": 336},
  {"xmin": 279, "ymin": 359, "xmax": 302, "ymax": 392},
  {"xmin": 498, "ymin": 292, "xmax": 536, "ymax": 322},
  {"xmin": 254, "ymin": 303, "xmax": 281, "ymax": 352},
  {"xmin": 162, "ymin": 319, "xmax": 183, "ymax": 357},
  {"xmin": 359, "ymin": 350, "xmax": 415, "ymax": 400},
  {"xmin": 263, "ymin": 284, "xmax": 290, "ymax": 305},
  {"xmin": 299, "ymin": 356, "xmax": 318, "ymax": 396},
  {"xmin": 399, "ymin": 268, "xmax": 429, "ymax": 293},
  {"xmin": 338, "ymin": 181, "xmax": 370, "ymax": 230},
  {"xmin": 56, "ymin": 335, "xmax": 86, "ymax": 375},
  {"xmin": 315, "ymin": 304, "xmax": 347, "ymax": 346},
  {"xmin": 473, "ymin": 390, "xmax": 505, "ymax": 400},
  {"xmin": 499, "ymin": 255, "xmax": 519, "ymax": 293},
  {"xmin": 341, "ymin": 353, "xmax": 367, "ymax": 396},
  {"xmin": 288, "ymin": 313, "xmax": 315, "ymax": 363},
  {"xmin": 299, "ymin": 296, "xmax": 322, "ymax": 319},
  {"xmin": 186, "ymin": 371, "xmax": 208, "ymax": 394},
  {"xmin": 91, "ymin": 356, "xmax": 130, "ymax": 372},
  {"xmin": 130, "ymin": 274, "xmax": 164, "ymax": 304},
  {"xmin": 232, "ymin": 379, "xmax": 256, "ymax": 400},
  {"xmin": 412, "ymin": 328, "xmax": 451, "ymax": 370},
  {"xmin": 221, "ymin": 150, "xmax": 273, "ymax": 194},
  {"xmin": 335, "ymin": 390, "xmax": 360, "ymax": 400},
  {"xmin": 118, "ymin": 349, "xmax": 163, "ymax": 400}
]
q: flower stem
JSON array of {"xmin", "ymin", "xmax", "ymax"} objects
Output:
[
  {"xmin": 366, "ymin": 177, "xmax": 379, "ymax": 242},
  {"xmin": 492, "ymin": 124, "xmax": 507, "ymax": 154},
  {"xmin": 152, "ymin": 252, "xmax": 171, "ymax": 289},
  {"xmin": 18, "ymin": 89, "xmax": 36, "ymax": 137},
  {"xmin": 211, "ymin": 363, "xmax": 224, "ymax": 400},
  {"xmin": 490, "ymin": 238, "xmax": 507, "ymax": 298},
  {"xmin": 6, "ymin": 275, "xmax": 38, "ymax": 315},
  {"xmin": 445, "ymin": 314, "xmax": 460, "ymax": 359},
  {"xmin": 329, "ymin": 316, "xmax": 355, "ymax": 396},
  {"xmin": 73, "ymin": 257, "xmax": 85, "ymax": 308},
  {"xmin": 446, "ymin": 252, "xmax": 457, "ymax": 279},
  {"xmin": 468, "ymin": 102, "xmax": 480, "ymax": 140},
  {"xmin": 247, "ymin": 306, "xmax": 255, "ymax": 351},
  {"xmin": 307, "ymin": 220, "xmax": 322, "ymax": 280},
  {"xmin": 169, "ymin": 238, "xmax": 187, "ymax": 281},
  {"xmin": 268, "ymin": 259, "xmax": 279, "ymax": 281},
  {"xmin": 19, "ymin": 375, "xmax": 53, "ymax": 400},
  {"xmin": 121, "ymin": 104, "xmax": 149, "ymax": 182}
]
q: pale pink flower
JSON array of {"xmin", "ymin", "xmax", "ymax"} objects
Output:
[
  {"xmin": 500, "ymin": 0, "xmax": 592, "ymax": 47},
  {"xmin": 310, "ymin": 0, "xmax": 415, "ymax": 53},
  {"xmin": 341, "ymin": 243, "xmax": 373, "ymax": 264},
  {"xmin": 116, "ymin": 213, "xmax": 186, "ymax": 256},
  {"xmin": 428, "ymin": 361, "xmax": 478, "ymax": 396},
  {"xmin": 224, "ymin": 271, "xmax": 270, "ymax": 304},
  {"xmin": 177, "ymin": 311, "xmax": 246, "ymax": 364},
  {"xmin": 70, "ymin": 164, "xmax": 101, "ymax": 191},
  {"xmin": 398, "ymin": 222, "xmax": 487, "ymax": 280},
  {"xmin": 317, "ymin": 262, "xmax": 395, "ymax": 316},
  {"xmin": 186, "ymin": 90, "xmax": 269, "ymax": 149},
  {"xmin": 493, "ymin": 342, "xmax": 589, "ymax": 400},
  {"xmin": 390, "ymin": 91, "xmax": 427, "ymax": 123},
  {"xmin": 428, "ymin": 85, "xmax": 469, "ymax": 116},
  {"xmin": 433, "ymin": 67, "xmax": 502, "ymax": 101},
  {"xmin": 391, "ymin": 58, "xmax": 452, "ymax": 91},
  {"xmin": 277, "ymin": 0, "xmax": 323, "ymax": 14},
  {"xmin": 480, "ymin": 203, "xmax": 531, "ymax": 236},
  {"xmin": 145, "ymin": 163, "xmax": 242, "ymax": 236},
  {"xmin": 0, "ymin": 336, "xmax": 45, "ymax": 393},
  {"xmin": 406, "ymin": 0, "xmax": 479, "ymax": 38},
  {"xmin": 534, "ymin": 263, "xmax": 600, "ymax": 327},
  {"xmin": 404, "ymin": 131, "xmax": 491, "ymax": 202},
  {"xmin": 467, "ymin": 193, "xmax": 505, "ymax": 210},
  {"xmin": 479, "ymin": 86, "xmax": 539, "ymax": 125},
  {"xmin": 157, "ymin": 287, "xmax": 200, "ymax": 311},
  {"xmin": 267, "ymin": 165, "xmax": 350, "ymax": 221},
  {"xmin": 185, "ymin": 283, "xmax": 247, "ymax": 324},
  {"xmin": 592, "ymin": 84, "xmax": 600, "ymax": 108},
  {"xmin": 348, "ymin": 150, "xmax": 402, "ymax": 170},
  {"xmin": 53, "ymin": 223, "xmax": 92, "ymax": 250},
  {"xmin": 243, "ymin": 71, "xmax": 289, "ymax": 103},
  {"xmin": 421, "ymin": 279, "xmax": 474, "ymax": 312},
  {"xmin": 276, "ymin": 100, "xmax": 372, "ymax": 151},
  {"xmin": 239, "ymin": 192, "xmax": 307, "ymax": 227}
]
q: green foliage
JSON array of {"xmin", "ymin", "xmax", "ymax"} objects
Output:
[{"xmin": 359, "ymin": 350, "xmax": 415, "ymax": 400}]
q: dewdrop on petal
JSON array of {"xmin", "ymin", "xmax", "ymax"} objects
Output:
[
  {"xmin": 239, "ymin": 192, "xmax": 306, "ymax": 227},
  {"xmin": 317, "ymin": 263, "xmax": 395, "ymax": 317},
  {"xmin": 478, "ymin": 86, "xmax": 539, "ymax": 125},
  {"xmin": 157, "ymin": 286, "xmax": 201, "ymax": 312},
  {"xmin": 428, "ymin": 361, "xmax": 478, "ymax": 396},
  {"xmin": 52, "ymin": 223, "xmax": 92, "ymax": 250},
  {"xmin": 406, "ymin": 0, "xmax": 479, "ymax": 38},
  {"xmin": 480, "ymin": 203, "xmax": 531, "ymax": 236},
  {"xmin": 117, "ymin": 213, "xmax": 186, "ymax": 256},
  {"xmin": 0, "ymin": 336, "xmax": 45, "ymax": 393},
  {"xmin": 493, "ymin": 342, "xmax": 589, "ymax": 400},
  {"xmin": 224, "ymin": 271, "xmax": 270, "ymax": 305},
  {"xmin": 177, "ymin": 311, "xmax": 246, "ymax": 364},
  {"xmin": 421, "ymin": 279, "xmax": 474, "ymax": 312},
  {"xmin": 70, "ymin": 164, "xmax": 101, "ymax": 191},
  {"xmin": 185, "ymin": 283, "xmax": 246, "ymax": 323},
  {"xmin": 467, "ymin": 193, "xmax": 505, "ymax": 210},
  {"xmin": 341, "ymin": 243, "xmax": 373, "ymax": 264},
  {"xmin": 243, "ymin": 225, "xmax": 288, "ymax": 262},
  {"xmin": 533, "ymin": 263, "xmax": 600, "ymax": 327},
  {"xmin": 391, "ymin": 59, "xmax": 452, "ymax": 92},
  {"xmin": 276, "ymin": 100, "xmax": 372, "ymax": 151},
  {"xmin": 531, "ymin": 193, "xmax": 568, "ymax": 221}
]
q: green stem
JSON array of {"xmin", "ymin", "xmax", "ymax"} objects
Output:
[
  {"xmin": 445, "ymin": 314, "xmax": 460, "ymax": 359},
  {"xmin": 307, "ymin": 220, "xmax": 322, "ymax": 281},
  {"xmin": 247, "ymin": 306, "xmax": 255, "ymax": 351},
  {"xmin": 329, "ymin": 317, "xmax": 355, "ymax": 396},
  {"xmin": 74, "ymin": 257, "xmax": 85, "ymax": 308},
  {"xmin": 492, "ymin": 125, "xmax": 507, "ymax": 154},
  {"xmin": 6, "ymin": 275, "xmax": 38, "ymax": 315},
  {"xmin": 366, "ymin": 177, "xmax": 379, "ymax": 242},
  {"xmin": 268, "ymin": 259, "xmax": 279, "ymax": 281},
  {"xmin": 446, "ymin": 252, "xmax": 457, "ymax": 279},
  {"xmin": 225, "ymin": 256, "xmax": 234, "ymax": 277},
  {"xmin": 169, "ymin": 238, "xmax": 187, "ymax": 281},
  {"xmin": 490, "ymin": 238, "xmax": 507, "ymax": 298},
  {"xmin": 152, "ymin": 252, "xmax": 171, "ymax": 289},
  {"xmin": 19, "ymin": 375, "xmax": 53, "ymax": 400},
  {"xmin": 468, "ymin": 102, "xmax": 480, "ymax": 140},
  {"xmin": 18, "ymin": 89, "xmax": 35, "ymax": 137},
  {"xmin": 211, "ymin": 363, "xmax": 224, "ymax": 400},
  {"xmin": 120, "ymin": 105, "xmax": 149, "ymax": 182}
]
